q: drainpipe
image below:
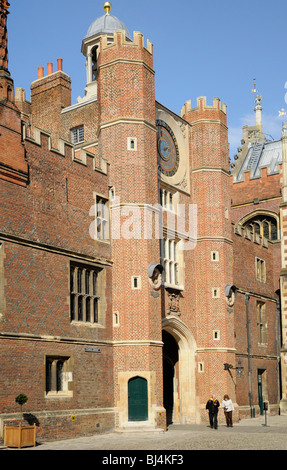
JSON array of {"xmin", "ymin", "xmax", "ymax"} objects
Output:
[
  {"xmin": 245, "ymin": 293, "xmax": 254, "ymax": 417},
  {"xmin": 276, "ymin": 297, "xmax": 282, "ymax": 407}
]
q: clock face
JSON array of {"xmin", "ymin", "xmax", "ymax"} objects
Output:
[{"xmin": 156, "ymin": 120, "xmax": 179, "ymax": 177}]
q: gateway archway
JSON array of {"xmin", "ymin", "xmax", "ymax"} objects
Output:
[
  {"xmin": 163, "ymin": 331, "xmax": 178, "ymax": 425},
  {"xmin": 162, "ymin": 317, "xmax": 199, "ymax": 424}
]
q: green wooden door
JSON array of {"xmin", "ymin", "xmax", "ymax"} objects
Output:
[{"xmin": 128, "ymin": 377, "xmax": 148, "ymax": 421}]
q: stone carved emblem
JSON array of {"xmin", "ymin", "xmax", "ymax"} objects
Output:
[{"xmin": 167, "ymin": 292, "xmax": 180, "ymax": 316}]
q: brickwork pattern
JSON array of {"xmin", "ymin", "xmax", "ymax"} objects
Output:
[{"xmin": 0, "ymin": 6, "xmax": 284, "ymax": 440}]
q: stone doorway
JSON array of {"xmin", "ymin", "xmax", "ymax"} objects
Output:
[{"xmin": 162, "ymin": 317, "xmax": 199, "ymax": 424}]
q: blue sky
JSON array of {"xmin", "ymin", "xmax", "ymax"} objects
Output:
[{"xmin": 7, "ymin": 0, "xmax": 287, "ymax": 158}]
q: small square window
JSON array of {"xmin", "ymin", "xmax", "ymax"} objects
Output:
[
  {"xmin": 113, "ymin": 311, "xmax": 119, "ymax": 327},
  {"xmin": 213, "ymin": 330, "xmax": 220, "ymax": 341},
  {"xmin": 131, "ymin": 276, "xmax": 141, "ymax": 290},
  {"xmin": 127, "ymin": 137, "xmax": 137, "ymax": 151},
  {"xmin": 212, "ymin": 288, "xmax": 220, "ymax": 298},
  {"xmin": 198, "ymin": 362, "xmax": 204, "ymax": 373},
  {"xmin": 211, "ymin": 251, "xmax": 219, "ymax": 262}
]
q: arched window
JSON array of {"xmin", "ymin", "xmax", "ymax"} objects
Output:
[
  {"xmin": 242, "ymin": 214, "xmax": 279, "ymax": 241},
  {"xmin": 91, "ymin": 46, "xmax": 98, "ymax": 81}
]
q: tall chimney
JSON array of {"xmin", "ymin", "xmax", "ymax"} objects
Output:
[
  {"xmin": 47, "ymin": 62, "xmax": 53, "ymax": 75},
  {"xmin": 38, "ymin": 66, "xmax": 44, "ymax": 79},
  {"xmin": 57, "ymin": 58, "xmax": 63, "ymax": 71}
]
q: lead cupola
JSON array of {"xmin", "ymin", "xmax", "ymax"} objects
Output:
[{"xmin": 80, "ymin": 2, "xmax": 131, "ymax": 101}]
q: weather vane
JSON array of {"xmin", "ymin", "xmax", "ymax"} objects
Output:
[
  {"xmin": 251, "ymin": 78, "xmax": 258, "ymax": 94},
  {"xmin": 251, "ymin": 78, "xmax": 262, "ymax": 106}
]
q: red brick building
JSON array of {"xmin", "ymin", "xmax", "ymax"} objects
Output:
[{"xmin": 0, "ymin": 1, "xmax": 285, "ymax": 441}]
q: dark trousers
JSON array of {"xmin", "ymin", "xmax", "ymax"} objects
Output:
[
  {"xmin": 224, "ymin": 411, "xmax": 233, "ymax": 427},
  {"xmin": 209, "ymin": 412, "xmax": 218, "ymax": 429}
]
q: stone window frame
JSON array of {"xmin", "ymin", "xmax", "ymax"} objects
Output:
[
  {"xmin": 159, "ymin": 186, "xmax": 178, "ymax": 213},
  {"xmin": 212, "ymin": 288, "xmax": 220, "ymax": 299},
  {"xmin": 131, "ymin": 276, "xmax": 142, "ymax": 290},
  {"xmin": 113, "ymin": 311, "xmax": 120, "ymax": 327},
  {"xmin": 198, "ymin": 362, "xmax": 204, "ymax": 373},
  {"xmin": 45, "ymin": 355, "xmax": 73, "ymax": 398},
  {"xmin": 240, "ymin": 212, "xmax": 279, "ymax": 242},
  {"xmin": 256, "ymin": 301, "xmax": 267, "ymax": 345},
  {"xmin": 255, "ymin": 257, "xmax": 266, "ymax": 283},
  {"xmin": 127, "ymin": 137, "xmax": 138, "ymax": 151},
  {"xmin": 95, "ymin": 194, "xmax": 110, "ymax": 241},
  {"xmin": 70, "ymin": 125, "xmax": 84, "ymax": 145},
  {"xmin": 70, "ymin": 261, "xmax": 104, "ymax": 326},
  {"xmin": 163, "ymin": 237, "xmax": 180, "ymax": 288},
  {"xmin": 213, "ymin": 330, "xmax": 220, "ymax": 341},
  {"xmin": 211, "ymin": 251, "xmax": 219, "ymax": 262}
]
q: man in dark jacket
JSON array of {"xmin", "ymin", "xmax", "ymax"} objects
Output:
[{"xmin": 206, "ymin": 394, "xmax": 220, "ymax": 429}]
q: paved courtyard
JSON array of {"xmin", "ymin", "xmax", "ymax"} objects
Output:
[{"xmin": 2, "ymin": 414, "xmax": 287, "ymax": 452}]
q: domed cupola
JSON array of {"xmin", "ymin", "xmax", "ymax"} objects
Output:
[
  {"xmin": 85, "ymin": 2, "xmax": 131, "ymax": 41},
  {"xmin": 80, "ymin": 2, "xmax": 131, "ymax": 102}
]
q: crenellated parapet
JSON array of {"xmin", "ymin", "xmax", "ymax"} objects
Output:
[
  {"xmin": 102, "ymin": 29, "xmax": 152, "ymax": 52},
  {"xmin": 99, "ymin": 29, "xmax": 154, "ymax": 71},
  {"xmin": 232, "ymin": 138, "xmax": 282, "ymax": 185},
  {"xmin": 24, "ymin": 125, "xmax": 108, "ymax": 175},
  {"xmin": 96, "ymin": 27, "xmax": 155, "ymax": 127},
  {"xmin": 182, "ymin": 96, "xmax": 229, "ymax": 171},
  {"xmin": 181, "ymin": 96, "xmax": 227, "ymax": 125}
]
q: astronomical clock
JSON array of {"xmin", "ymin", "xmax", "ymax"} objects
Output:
[
  {"xmin": 157, "ymin": 120, "xmax": 179, "ymax": 177},
  {"xmin": 156, "ymin": 108, "xmax": 189, "ymax": 193}
]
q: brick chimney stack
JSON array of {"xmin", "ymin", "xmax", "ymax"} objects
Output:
[{"xmin": 30, "ymin": 59, "xmax": 71, "ymax": 145}]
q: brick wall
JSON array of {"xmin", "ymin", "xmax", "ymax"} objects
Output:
[
  {"xmin": 232, "ymin": 167, "xmax": 282, "ymax": 207},
  {"xmin": 0, "ymin": 121, "xmax": 114, "ymax": 438},
  {"xmin": 233, "ymin": 229, "xmax": 280, "ymax": 415}
]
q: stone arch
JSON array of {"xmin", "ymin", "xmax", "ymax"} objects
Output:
[
  {"xmin": 162, "ymin": 316, "xmax": 199, "ymax": 424},
  {"xmin": 238, "ymin": 210, "xmax": 280, "ymax": 241}
]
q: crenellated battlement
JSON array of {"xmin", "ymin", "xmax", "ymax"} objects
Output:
[
  {"xmin": 233, "ymin": 163, "xmax": 282, "ymax": 184},
  {"xmin": 232, "ymin": 137, "xmax": 282, "ymax": 188},
  {"xmin": 24, "ymin": 125, "xmax": 108, "ymax": 175},
  {"xmin": 100, "ymin": 29, "xmax": 153, "ymax": 55},
  {"xmin": 181, "ymin": 96, "xmax": 227, "ymax": 120},
  {"xmin": 98, "ymin": 29, "xmax": 154, "ymax": 75}
]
